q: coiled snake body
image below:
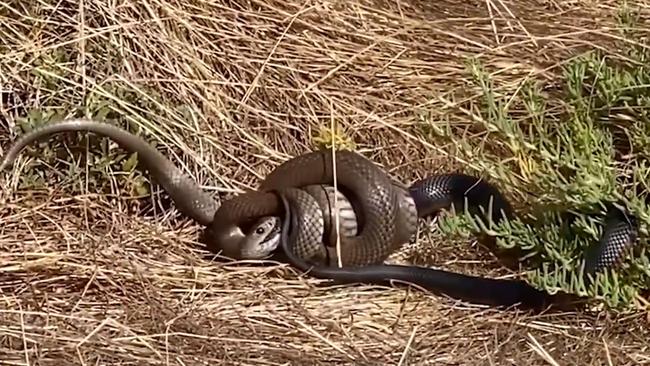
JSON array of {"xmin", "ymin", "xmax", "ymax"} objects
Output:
[
  {"xmin": 0, "ymin": 119, "xmax": 639, "ymax": 309},
  {"xmin": 0, "ymin": 119, "xmax": 415, "ymax": 266},
  {"xmin": 276, "ymin": 176, "xmax": 639, "ymax": 308}
]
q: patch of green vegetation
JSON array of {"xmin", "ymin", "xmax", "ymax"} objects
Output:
[
  {"xmin": 13, "ymin": 103, "xmax": 149, "ymax": 199},
  {"xmin": 7, "ymin": 43, "xmax": 186, "ymax": 202},
  {"xmin": 419, "ymin": 4, "xmax": 650, "ymax": 310}
]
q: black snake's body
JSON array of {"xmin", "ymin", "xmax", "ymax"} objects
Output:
[
  {"xmin": 276, "ymin": 175, "xmax": 639, "ymax": 308},
  {"xmin": 0, "ymin": 118, "xmax": 640, "ymax": 309}
]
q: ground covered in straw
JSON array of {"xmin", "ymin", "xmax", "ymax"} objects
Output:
[{"xmin": 1, "ymin": 0, "xmax": 650, "ymax": 364}]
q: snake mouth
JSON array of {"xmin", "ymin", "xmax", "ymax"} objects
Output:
[
  {"xmin": 240, "ymin": 239, "xmax": 280, "ymax": 259},
  {"xmin": 239, "ymin": 217, "xmax": 283, "ymax": 260}
]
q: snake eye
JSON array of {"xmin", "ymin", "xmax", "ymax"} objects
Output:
[{"xmin": 255, "ymin": 227, "xmax": 266, "ymax": 235}]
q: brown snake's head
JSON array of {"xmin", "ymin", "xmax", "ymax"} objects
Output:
[
  {"xmin": 205, "ymin": 214, "xmax": 282, "ymax": 260},
  {"xmin": 240, "ymin": 216, "xmax": 282, "ymax": 259},
  {"xmin": 204, "ymin": 190, "xmax": 284, "ymax": 259}
]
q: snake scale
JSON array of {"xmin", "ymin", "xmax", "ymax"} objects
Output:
[{"xmin": 0, "ymin": 118, "xmax": 640, "ymax": 309}]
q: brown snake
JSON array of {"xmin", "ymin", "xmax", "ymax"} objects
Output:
[{"xmin": 0, "ymin": 118, "xmax": 418, "ymax": 267}]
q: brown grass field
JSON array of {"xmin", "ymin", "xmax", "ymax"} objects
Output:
[{"xmin": 1, "ymin": 0, "xmax": 650, "ymax": 364}]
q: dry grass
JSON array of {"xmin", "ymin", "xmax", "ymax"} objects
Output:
[{"xmin": 2, "ymin": 0, "xmax": 650, "ymax": 364}]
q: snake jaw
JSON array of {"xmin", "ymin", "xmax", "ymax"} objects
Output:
[
  {"xmin": 240, "ymin": 216, "xmax": 282, "ymax": 259},
  {"xmin": 205, "ymin": 219, "xmax": 281, "ymax": 260}
]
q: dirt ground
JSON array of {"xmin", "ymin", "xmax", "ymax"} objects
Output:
[{"xmin": 1, "ymin": 0, "xmax": 650, "ymax": 365}]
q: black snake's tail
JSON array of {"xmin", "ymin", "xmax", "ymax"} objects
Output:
[{"xmin": 583, "ymin": 203, "xmax": 639, "ymax": 275}]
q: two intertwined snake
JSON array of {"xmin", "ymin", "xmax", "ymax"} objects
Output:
[{"xmin": 0, "ymin": 119, "xmax": 639, "ymax": 309}]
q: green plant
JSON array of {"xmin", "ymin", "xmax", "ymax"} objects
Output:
[{"xmin": 419, "ymin": 11, "xmax": 650, "ymax": 311}]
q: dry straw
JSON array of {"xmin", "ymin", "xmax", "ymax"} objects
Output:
[{"xmin": 1, "ymin": 0, "xmax": 649, "ymax": 364}]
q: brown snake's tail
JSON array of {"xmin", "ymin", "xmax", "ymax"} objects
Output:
[{"xmin": 0, "ymin": 118, "xmax": 218, "ymax": 226}]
